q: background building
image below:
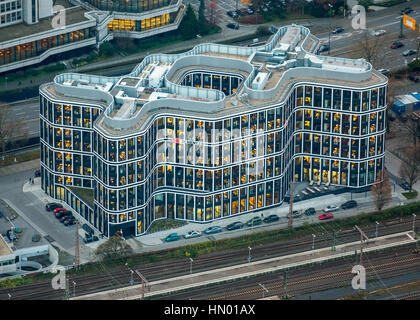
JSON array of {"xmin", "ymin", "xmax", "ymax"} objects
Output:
[
  {"xmin": 0, "ymin": 0, "xmax": 184, "ymax": 73},
  {"xmin": 39, "ymin": 25, "xmax": 388, "ymax": 238}
]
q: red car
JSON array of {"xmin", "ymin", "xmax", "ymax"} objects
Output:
[
  {"xmin": 318, "ymin": 212, "xmax": 334, "ymax": 220},
  {"xmin": 54, "ymin": 207, "xmax": 67, "ymax": 215}
]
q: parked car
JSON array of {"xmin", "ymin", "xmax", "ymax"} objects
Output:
[
  {"xmin": 341, "ymin": 200, "xmax": 358, "ymax": 209},
  {"xmin": 82, "ymin": 223, "xmax": 94, "ymax": 235},
  {"xmin": 165, "ymin": 233, "xmax": 180, "ymax": 242},
  {"xmin": 54, "ymin": 209, "xmax": 68, "ymax": 218},
  {"xmin": 246, "ymin": 216, "xmax": 263, "ymax": 226},
  {"xmin": 263, "ymin": 214, "xmax": 279, "ymax": 223},
  {"xmin": 6, "ymin": 229, "xmax": 17, "ymax": 241},
  {"xmin": 227, "ymin": 23, "xmax": 239, "ymax": 30},
  {"xmin": 184, "ymin": 230, "xmax": 202, "ymax": 239},
  {"xmin": 317, "ymin": 44, "xmax": 330, "ymax": 53},
  {"xmin": 400, "ymin": 181, "xmax": 411, "ymax": 190},
  {"xmin": 319, "ymin": 212, "xmax": 334, "ymax": 220},
  {"xmin": 226, "ymin": 221, "xmax": 244, "ymax": 230},
  {"xmin": 391, "ymin": 41, "xmax": 404, "ymax": 49},
  {"xmin": 46, "ymin": 202, "xmax": 62, "ymax": 212},
  {"xmin": 64, "ymin": 218, "xmax": 76, "ymax": 226},
  {"xmin": 83, "ymin": 235, "xmax": 98, "ymax": 244},
  {"xmin": 373, "ymin": 29, "xmax": 386, "ymax": 37},
  {"xmin": 401, "ymin": 7, "xmax": 413, "ymax": 14},
  {"xmin": 34, "ymin": 169, "xmax": 41, "ymax": 177},
  {"xmin": 377, "ymin": 69, "xmax": 390, "ymax": 75},
  {"xmin": 0, "ymin": 211, "xmax": 3, "ymax": 219},
  {"xmin": 332, "ymin": 27, "xmax": 344, "ymax": 34},
  {"xmin": 324, "ymin": 205, "xmax": 339, "ymax": 212},
  {"xmin": 226, "ymin": 11, "xmax": 238, "ymax": 18},
  {"xmin": 59, "ymin": 213, "xmax": 73, "ymax": 223},
  {"xmin": 403, "ymin": 49, "xmax": 417, "ymax": 56},
  {"xmin": 288, "ymin": 210, "xmax": 303, "ymax": 219},
  {"xmin": 408, "ymin": 75, "xmax": 420, "ymax": 82},
  {"xmin": 304, "ymin": 208, "xmax": 316, "ymax": 216},
  {"xmin": 204, "ymin": 226, "xmax": 223, "ymax": 234},
  {"xmin": 54, "ymin": 207, "xmax": 66, "ymax": 214},
  {"xmin": 246, "ymin": 8, "xmax": 254, "ymax": 14}
]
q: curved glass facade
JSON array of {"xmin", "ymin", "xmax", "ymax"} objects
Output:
[{"xmin": 85, "ymin": 0, "xmax": 172, "ymax": 13}]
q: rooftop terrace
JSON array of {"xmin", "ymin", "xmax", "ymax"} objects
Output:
[{"xmin": 43, "ymin": 24, "xmax": 388, "ymax": 137}]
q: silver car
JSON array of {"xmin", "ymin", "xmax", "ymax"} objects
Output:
[
  {"xmin": 184, "ymin": 230, "xmax": 202, "ymax": 239},
  {"xmin": 324, "ymin": 204, "xmax": 339, "ymax": 212}
]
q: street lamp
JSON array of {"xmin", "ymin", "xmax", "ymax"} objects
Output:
[
  {"xmin": 248, "ymin": 246, "xmax": 252, "ymax": 263},
  {"xmin": 189, "ymin": 258, "xmax": 193, "ymax": 275},
  {"xmin": 259, "ymin": 283, "xmax": 268, "ymax": 298},
  {"xmin": 130, "ymin": 269, "xmax": 134, "ymax": 285},
  {"xmin": 312, "ymin": 234, "xmax": 316, "ymax": 254},
  {"xmin": 375, "ymin": 221, "xmax": 379, "ymax": 238},
  {"xmin": 328, "ymin": 3, "xmax": 333, "ymax": 55},
  {"xmin": 413, "ymin": 214, "xmax": 416, "ymax": 234},
  {"xmin": 72, "ymin": 281, "xmax": 76, "ymax": 297}
]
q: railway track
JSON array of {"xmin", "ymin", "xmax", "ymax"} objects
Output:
[
  {"xmin": 0, "ymin": 218, "xmax": 418, "ymax": 300},
  {"xmin": 154, "ymin": 244, "xmax": 420, "ymax": 300}
]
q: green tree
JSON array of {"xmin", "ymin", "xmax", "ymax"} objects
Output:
[
  {"xmin": 198, "ymin": 0, "xmax": 208, "ymax": 34},
  {"xmin": 358, "ymin": 0, "xmax": 372, "ymax": 10},
  {"xmin": 180, "ymin": 4, "xmax": 198, "ymax": 40},
  {"xmin": 99, "ymin": 41, "xmax": 115, "ymax": 57},
  {"xmin": 95, "ymin": 234, "xmax": 133, "ymax": 261}
]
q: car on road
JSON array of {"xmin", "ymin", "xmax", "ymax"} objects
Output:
[
  {"xmin": 323, "ymin": 205, "xmax": 339, "ymax": 212},
  {"xmin": 204, "ymin": 226, "xmax": 223, "ymax": 234},
  {"xmin": 45, "ymin": 202, "xmax": 62, "ymax": 212},
  {"xmin": 403, "ymin": 49, "xmax": 417, "ymax": 56},
  {"xmin": 304, "ymin": 208, "xmax": 316, "ymax": 216},
  {"xmin": 401, "ymin": 7, "xmax": 413, "ymax": 14},
  {"xmin": 408, "ymin": 75, "xmax": 420, "ymax": 82},
  {"xmin": 317, "ymin": 44, "xmax": 330, "ymax": 54},
  {"xmin": 227, "ymin": 22, "xmax": 239, "ymax": 30},
  {"xmin": 341, "ymin": 200, "xmax": 358, "ymax": 209},
  {"xmin": 246, "ymin": 216, "xmax": 263, "ymax": 226},
  {"xmin": 288, "ymin": 210, "xmax": 303, "ymax": 219},
  {"xmin": 226, "ymin": 221, "xmax": 244, "ymax": 230},
  {"xmin": 226, "ymin": 11, "xmax": 238, "ymax": 18},
  {"xmin": 332, "ymin": 27, "xmax": 344, "ymax": 34},
  {"xmin": 64, "ymin": 218, "xmax": 76, "ymax": 226},
  {"xmin": 319, "ymin": 212, "xmax": 334, "ymax": 220},
  {"xmin": 391, "ymin": 41, "xmax": 404, "ymax": 49},
  {"xmin": 377, "ymin": 69, "xmax": 390, "ymax": 75},
  {"xmin": 165, "ymin": 233, "xmax": 180, "ymax": 242},
  {"xmin": 263, "ymin": 214, "xmax": 279, "ymax": 223},
  {"xmin": 373, "ymin": 29, "xmax": 386, "ymax": 37},
  {"xmin": 184, "ymin": 230, "xmax": 202, "ymax": 239}
]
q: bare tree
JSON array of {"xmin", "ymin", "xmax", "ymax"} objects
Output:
[
  {"xmin": 399, "ymin": 145, "xmax": 420, "ymax": 192},
  {"xmin": 95, "ymin": 233, "xmax": 133, "ymax": 261},
  {"xmin": 0, "ymin": 102, "xmax": 14, "ymax": 158},
  {"xmin": 206, "ymin": 0, "xmax": 221, "ymax": 26},
  {"xmin": 357, "ymin": 30, "xmax": 386, "ymax": 68},
  {"xmin": 371, "ymin": 169, "xmax": 392, "ymax": 212},
  {"xmin": 405, "ymin": 117, "xmax": 420, "ymax": 146}
]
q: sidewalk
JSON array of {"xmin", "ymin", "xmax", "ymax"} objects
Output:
[
  {"xmin": 73, "ymin": 231, "xmax": 417, "ymax": 300},
  {"xmin": 0, "ymin": 159, "xmax": 40, "ymax": 177}
]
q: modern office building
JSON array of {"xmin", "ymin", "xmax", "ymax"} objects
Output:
[
  {"xmin": 0, "ymin": 0, "xmax": 184, "ymax": 73},
  {"xmin": 39, "ymin": 25, "xmax": 388, "ymax": 238}
]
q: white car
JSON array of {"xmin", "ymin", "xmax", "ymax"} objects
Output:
[
  {"xmin": 184, "ymin": 230, "xmax": 202, "ymax": 239},
  {"xmin": 324, "ymin": 205, "xmax": 339, "ymax": 212},
  {"xmin": 373, "ymin": 29, "xmax": 386, "ymax": 37},
  {"xmin": 377, "ymin": 68, "xmax": 389, "ymax": 75}
]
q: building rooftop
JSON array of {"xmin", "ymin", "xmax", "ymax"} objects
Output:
[
  {"xmin": 42, "ymin": 24, "xmax": 388, "ymax": 137},
  {"xmin": 0, "ymin": 1, "xmax": 89, "ymax": 44},
  {"xmin": 0, "ymin": 235, "xmax": 13, "ymax": 257}
]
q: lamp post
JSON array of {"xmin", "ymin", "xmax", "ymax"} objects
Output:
[
  {"xmin": 130, "ymin": 269, "xmax": 134, "ymax": 285},
  {"xmin": 328, "ymin": 3, "xmax": 333, "ymax": 55},
  {"xmin": 72, "ymin": 281, "xmax": 76, "ymax": 297},
  {"xmin": 189, "ymin": 258, "xmax": 193, "ymax": 275},
  {"xmin": 413, "ymin": 214, "xmax": 416, "ymax": 234},
  {"xmin": 312, "ymin": 234, "xmax": 316, "ymax": 254},
  {"xmin": 375, "ymin": 221, "xmax": 379, "ymax": 238},
  {"xmin": 248, "ymin": 246, "xmax": 252, "ymax": 262}
]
